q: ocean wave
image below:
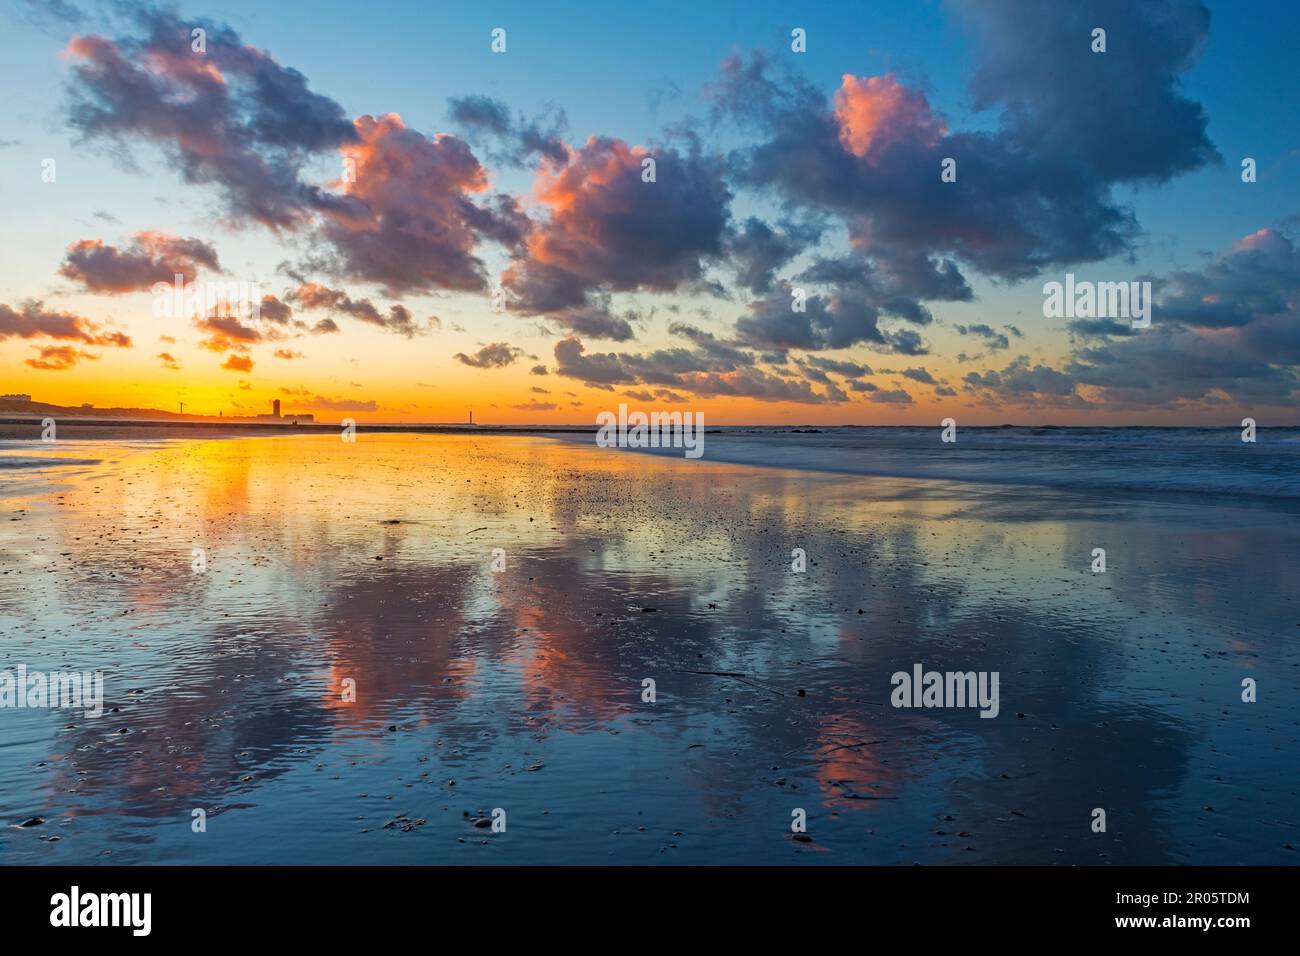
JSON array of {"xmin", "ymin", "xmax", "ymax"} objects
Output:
[{"xmin": 551, "ymin": 426, "xmax": 1300, "ymax": 500}]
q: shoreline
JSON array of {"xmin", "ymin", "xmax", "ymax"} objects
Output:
[
  {"xmin": 0, "ymin": 417, "xmax": 598, "ymax": 441},
  {"xmin": 5, "ymin": 415, "xmax": 1299, "ymax": 441},
  {"xmin": 6, "ymin": 424, "xmax": 1300, "ymax": 508}
]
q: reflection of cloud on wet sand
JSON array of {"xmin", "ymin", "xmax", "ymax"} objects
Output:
[{"xmin": 1, "ymin": 434, "xmax": 1291, "ymax": 863}]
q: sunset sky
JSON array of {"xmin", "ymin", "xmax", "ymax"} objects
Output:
[{"xmin": 2, "ymin": 0, "xmax": 1299, "ymax": 425}]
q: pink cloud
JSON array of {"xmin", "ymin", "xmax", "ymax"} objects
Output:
[{"xmin": 832, "ymin": 74, "xmax": 946, "ymax": 162}]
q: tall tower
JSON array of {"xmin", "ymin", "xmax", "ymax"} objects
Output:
[{"xmin": 273, "ymin": 399, "xmax": 281, "ymax": 418}]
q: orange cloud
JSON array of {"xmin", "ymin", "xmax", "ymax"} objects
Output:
[
  {"xmin": 26, "ymin": 345, "xmax": 98, "ymax": 371},
  {"xmin": 833, "ymin": 74, "xmax": 946, "ymax": 161},
  {"xmin": 320, "ymin": 113, "xmax": 512, "ymax": 295}
]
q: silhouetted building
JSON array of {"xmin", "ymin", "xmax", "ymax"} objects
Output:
[{"xmin": 254, "ymin": 398, "xmax": 306, "ymax": 422}]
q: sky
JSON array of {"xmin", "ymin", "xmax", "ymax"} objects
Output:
[{"xmin": 1, "ymin": 0, "xmax": 1298, "ymax": 425}]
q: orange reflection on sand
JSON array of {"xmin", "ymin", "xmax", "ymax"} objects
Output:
[{"xmin": 811, "ymin": 711, "xmax": 900, "ymax": 812}]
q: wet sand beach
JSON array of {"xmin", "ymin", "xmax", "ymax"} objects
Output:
[{"xmin": 1, "ymin": 432, "xmax": 1296, "ymax": 864}]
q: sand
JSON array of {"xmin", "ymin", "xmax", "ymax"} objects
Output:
[{"xmin": 0, "ymin": 432, "xmax": 1295, "ymax": 864}]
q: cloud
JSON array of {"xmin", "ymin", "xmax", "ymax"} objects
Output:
[
  {"xmin": 957, "ymin": 0, "xmax": 1218, "ymax": 184},
  {"xmin": 65, "ymin": 10, "xmax": 357, "ymax": 229},
  {"xmin": 712, "ymin": 0, "xmax": 1216, "ymax": 290},
  {"xmin": 0, "ymin": 301, "xmax": 131, "ymax": 347},
  {"xmin": 513, "ymin": 301, "xmax": 636, "ymax": 341},
  {"xmin": 956, "ymin": 227, "xmax": 1300, "ymax": 411},
  {"xmin": 221, "ymin": 353, "xmax": 253, "ymax": 372},
  {"xmin": 26, "ymin": 345, "xmax": 97, "ymax": 370},
  {"xmin": 259, "ymin": 294, "xmax": 293, "ymax": 324},
  {"xmin": 962, "ymin": 354, "xmax": 1090, "ymax": 408},
  {"xmin": 1070, "ymin": 228, "xmax": 1300, "ymax": 407},
  {"xmin": 553, "ymin": 337, "xmax": 638, "ymax": 386},
  {"xmin": 675, "ymin": 365, "xmax": 840, "ymax": 403},
  {"xmin": 725, "ymin": 216, "xmax": 821, "ymax": 293},
  {"xmin": 799, "ymin": 355, "xmax": 872, "ymax": 378},
  {"xmin": 529, "ymin": 364, "xmax": 549, "ymax": 375},
  {"xmin": 735, "ymin": 280, "xmax": 929, "ymax": 353},
  {"xmin": 833, "ymin": 73, "xmax": 946, "ymax": 161},
  {"xmin": 196, "ymin": 314, "xmax": 261, "ymax": 352},
  {"xmin": 288, "ymin": 282, "xmax": 422, "ymax": 336},
  {"xmin": 302, "ymin": 394, "xmax": 378, "ymax": 412},
  {"xmin": 64, "ymin": 13, "xmax": 523, "ymax": 300},
  {"xmin": 552, "ymin": 336, "xmax": 845, "ymax": 403},
  {"xmin": 954, "ymin": 323, "xmax": 1011, "ymax": 351},
  {"xmin": 1067, "ymin": 318, "xmax": 1139, "ymax": 339},
  {"xmin": 447, "ymin": 94, "xmax": 568, "ymax": 167},
  {"xmin": 503, "ymin": 136, "xmax": 731, "ymax": 332},
  {"xmin": 320, "ymin": 113, "xmax": 528, "ymax": 295},
  {"xmin": 1153, "ymin": 227, "xmax": 1299, "ymax": 330},
  {"xmin": 667, "ymin": 321, "xmax": 754, "ymax": 367},
  {"xmin": 59, "ymin": 232, "xmax": 220, "ymax": 292},
  {"xmin": 156, "ymin": 351, "xmax": 180, "ymax": 369},
  {"xmin": 454, "ymin": 342, "xmax": 525, "ymax": 368},
  {"xmin": 802, "ymin": 251, "xmax": 972, "ymax": 312},
  {"xmin": 881, "ymin": 328, "xmax": 928, "ymax": 356},
  {"xmin": 18, "ymin": 0, "xmax": 84, "ymax": 29},
  {"xmin": 1066, "ymin": 329, "xmax": 1299, "ymax": 408}
]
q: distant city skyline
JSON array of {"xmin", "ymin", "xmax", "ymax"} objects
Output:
[{"xmin": 2, "ymin": 0, "xmax": 1299, "ymax": 425}]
